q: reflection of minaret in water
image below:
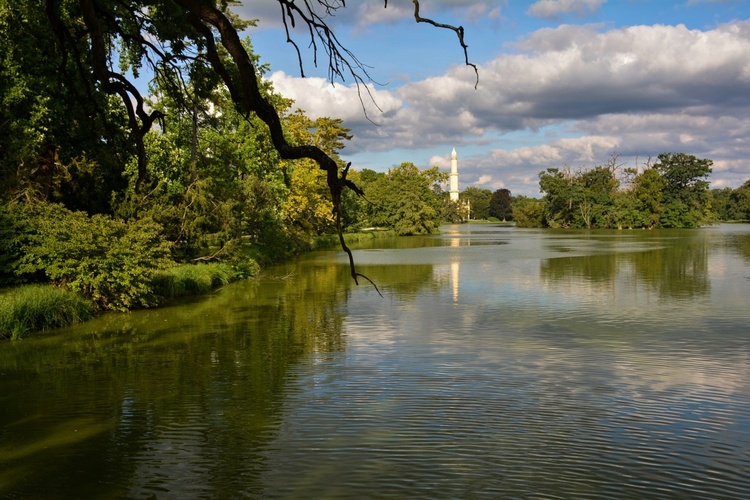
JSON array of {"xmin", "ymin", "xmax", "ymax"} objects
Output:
[
  {"xmin": 451, "ymin": 237, "xmax": 460, "ymax": 302},
  {"xmin": 450, "ymin": 147, "xmax": 459, "ymax": 202}
]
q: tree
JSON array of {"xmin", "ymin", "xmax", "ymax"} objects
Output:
[
  {"xmin": 729, "ymin": 180, "xmax": 750, "ymax": 221},
  {"xmin": 538, "ymin": 167, "xmax": 579, "ymax": 227},
  {"xmin": 535, "ymin": 154, "xmax": 713, "ymax": 229},
  {"xmin": 461, "ymin": 186, "xmax": 493, "ymax": 220},
  {"xmin": 632, "ymin": 166, "xmax": 666, "ymax": 228},
  {"xmin": 654, "ymin": 153, "xmax": 712, "ymax": 228},
  {"xmin": 1, "ymin": 0, "xmax": 476, "ymax": 287},
  {"xmin": 578, "ymin": 165, "xmax": 619, "ymax": 228},
  {"xmin": 489, "ymin": 189, "xmax": 513, "ymax": 221},
  {"xmin": 1, "ymin": 0, "xmax": 133, "ymax": 213},
  {"xmin": 710, "ymin": 187, "xmax": 734, "ymax": 221},
  {"xmin": 359, "ymin": 163, "xmax": 446, "ymax": 235},
  {"xmin": 512, "ymin": 196, "xmax": 545, "ymax": 228}
]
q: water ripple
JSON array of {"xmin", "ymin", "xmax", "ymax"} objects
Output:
[{"xmin": 252, "ymin": 346, "xmax": 750, "ymax": 499}]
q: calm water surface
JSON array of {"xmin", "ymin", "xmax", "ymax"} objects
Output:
[{"xmin": 1, "ymin": 225, "xmax": 750, "ymax": 499}]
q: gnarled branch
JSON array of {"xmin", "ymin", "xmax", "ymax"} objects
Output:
[{"xmin": 410, "ymin": 0, "xmax": 479, "ymax": 89}]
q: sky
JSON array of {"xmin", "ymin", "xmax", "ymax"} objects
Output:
[{"xmin": 231, "ymin": 0, "xmax": 750, "ymax": 197}]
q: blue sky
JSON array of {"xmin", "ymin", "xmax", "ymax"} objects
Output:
[{"xmin": 233, "ymin": 1, "xmax": 750, "ymax": 196}]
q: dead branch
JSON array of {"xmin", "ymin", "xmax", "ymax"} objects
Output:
[{"xmin": 410, "ymin": 0, "xmax": 479, "ymax": 89}]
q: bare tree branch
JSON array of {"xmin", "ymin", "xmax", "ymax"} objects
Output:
[{"xmin": 411, "ymin": 0, "xmax": 479, "ymax": 89}]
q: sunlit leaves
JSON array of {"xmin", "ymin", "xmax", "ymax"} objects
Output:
[
  {"xmin": 358, "ymin": 163, "xmax": 445, "ymax": 236},
  {"xmin": 537, "ymin": 154, "xmax": 713, "ymax": 229}
]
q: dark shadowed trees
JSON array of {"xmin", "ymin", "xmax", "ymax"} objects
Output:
[{"xmin": 489, "ymin": 188, "xmax": 513, "ymax": 221}]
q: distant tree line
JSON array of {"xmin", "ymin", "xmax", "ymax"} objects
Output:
[{"xmin": 511, "ymin": 153, "xmax": 749, "ymax": 229}]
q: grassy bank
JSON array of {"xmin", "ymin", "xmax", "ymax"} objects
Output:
[
  {"xmin": 312, "ymin": 229, "xmax": 397, "ymax": 250},
  {"xmin": 0, "ymin": 285, "xmax": 96, "ymax": 340},
  {"xmin": 1, "ymin": 261, "xmax": 259, "ymax": 340},
  {"xmin": 151, "ymin": 261, "xmax": 258, "ymax": 300},
  {"xmin": 1, "ymin": 231, "xmax": 392, "ymax": 340}
]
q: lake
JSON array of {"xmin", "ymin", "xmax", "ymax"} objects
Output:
[{"xmin": 1, "ymin": 224, "xmax": 749, "ymax": 499}]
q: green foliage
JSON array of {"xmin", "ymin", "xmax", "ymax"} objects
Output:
[
  {"xmin": 538, "ymin": 167, "xmax": 578, "ymax": 227},
  {"xmin": 512, "ymin": 196, "xmax": 545, "ymax": 227},
  {"xmin": 710, "ymin": 187, "xmax": 734, "ymax": 221},
  {"xmin": 0, "ymin": 202, "xmax": 34, "ymax": 286},
  {"xmin": 537, "ymin": 154, "xmax": 714, "ymax": 229},
  {"xmin": 489, "ymin": 188, "xmax": 513, "ymax": 220},
  {"xmin": 1, "ymin": 1, "xmax": 131, "ymax": 211},
  {"xmin": 654, "ymin": 153, "xmax": 712, "ymax": 228},
  {"xmin": 633, "ymin": 167, "xmax": 666, "ymax": 227},
  {"xmin": 0, "ymin": 285, "xmax": 95, "ymax": 340},
  {"xmin": 17, "ymin": 203, "xmax": 172, "ymax": 311},
  {"xmin": 461, "ymin": 186, "xmax": 493, "ymax": 220},
  {"xmin": 358, "ymin": 164, "xmax": 446, "ymax": 235},
  {"xmin": 729, "ymin": 181, "xmax": 750, "ymax": 221}
]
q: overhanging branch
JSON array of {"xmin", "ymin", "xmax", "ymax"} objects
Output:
[{"xmin": 410, "ymin": 0, "xmax": 479, "ymax": 89}]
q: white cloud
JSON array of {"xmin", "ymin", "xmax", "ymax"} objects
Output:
[
  {"xmin": 528, "ymin": 0, "xmax": 607, "ymax": 19},
  {"xmin": 268, "ymin": 71, "xmax": 402, "ymax": 126},
  {"xmin": 254, "ymin": 14, "xmax": 750, "ymax": 195}
]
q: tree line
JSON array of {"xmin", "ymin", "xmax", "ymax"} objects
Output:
[{"xmin": 511, "ymin": 153, "xmax": 750, "ymax": 229}]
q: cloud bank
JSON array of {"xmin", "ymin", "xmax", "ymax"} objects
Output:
[{"xmin": 259, "ymin": 10, "xmax": 750, "ymax": 196}]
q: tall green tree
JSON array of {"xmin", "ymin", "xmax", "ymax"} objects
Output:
[
  {"xmin": 359, "ymin": 164, "xmax": 446, "ymax": 235},
  {"xmin": 574, "ymin": 165, "xmax": 619, "ymax": 228},
  {"xmin": 538, "ymin": 167, "xmax": 580, "ymax": 227},
  {"xmin": 461, "ymin": 186, "xmax": 493, "ymax": 220},
  {"xmin": 728, "ymin": 180, "xmax": 750, "ymax": 221},
  {"xmin": 489, "ymin": 188, "xmax": 513, "ymax": 221},
  {"xmin": 654, "ymin": 153, "xmax": 712, "ymax": 228}
]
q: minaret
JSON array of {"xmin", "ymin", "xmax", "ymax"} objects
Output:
[{"xmin": 449, "ymin": 147, "xmax": 459, "ymax": 202}]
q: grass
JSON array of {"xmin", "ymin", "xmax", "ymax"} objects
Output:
[
  {"xmin": 0, "ymin": 260, "xmax": 261, "ymax": 340},
  {"xmin": 0, "ymin": 285, "xmax": 96, "ymax": 340},
  {"xmin": 312, "ymin": 229, "xmax": 397, "ymax": 250},
  {"xmin": 151, "ymin": 261, "xmax": 256, "ymax": 301}
]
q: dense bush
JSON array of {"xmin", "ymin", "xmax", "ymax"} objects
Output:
[
  {"xmin": 16, "ymin": 202, "xmax": 172, "ymax": 311},
  {"xmin": 0, "ymin": 202, "xmax": 40, "ymax": 286}
]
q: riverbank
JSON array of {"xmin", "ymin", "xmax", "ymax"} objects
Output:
[
  {"xmin": 0, "ymin": 261, "xmax": 254, "ymax": 340},
  {"xmin": 0, "ymin": 230, "xmax": 398, "ymax": 340}
]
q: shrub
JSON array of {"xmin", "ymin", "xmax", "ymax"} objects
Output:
[
  {"xmin": 0, "ymin": 202, "xmax": 40, "ymax": 286},
  {"xmin": 0, "ymin": 285, "xmax": 95, "ymax": 340},
  {"xmin": 17, "ymin": 203, "xmax": 173, "ymax": 311}
]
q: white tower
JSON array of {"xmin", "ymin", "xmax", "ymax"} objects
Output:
[{"xmin": 449, "ymin": 147, "xmax": 459, "ymax": 202}]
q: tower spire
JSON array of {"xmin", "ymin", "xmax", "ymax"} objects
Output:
[{"xmin": 449, "ymin": 147, "xmax": 459, "ymax": 202}]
